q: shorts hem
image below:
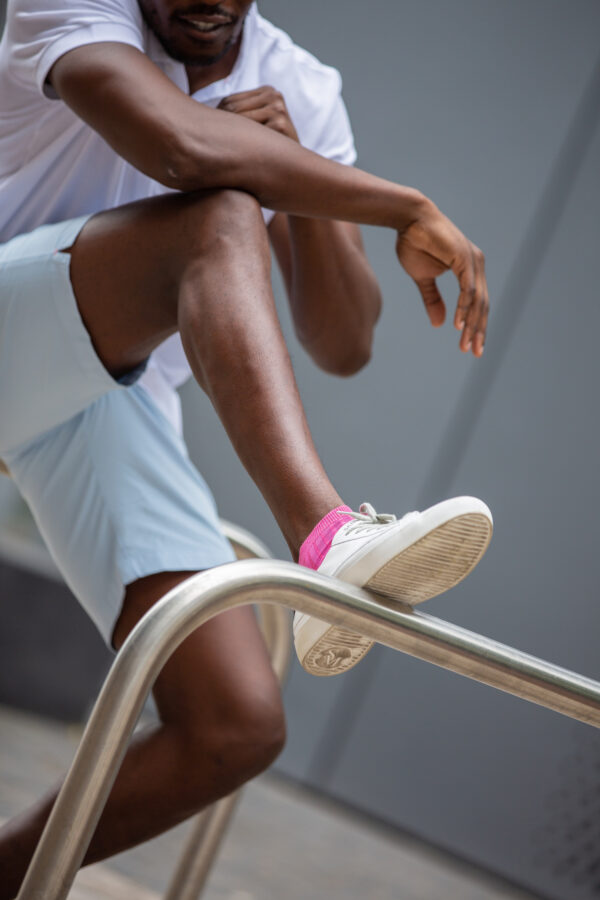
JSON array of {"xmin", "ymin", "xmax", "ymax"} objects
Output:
[
  {"xmin": 99, "ymin": 550, "xmax": 238, "ymax": 652},
  {"xmin": 119, "ymin": 547, "xmax": 237, "ymax": 588},
  {"xmin": 53, "ymin": 214, "xmax": 94, "ymax": 255}
]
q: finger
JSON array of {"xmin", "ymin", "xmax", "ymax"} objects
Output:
[
  {"xmin": 266, "ymin": 112, "xmax": 296, "ymax": 137},
  {"xmin": 472, "ymin": 250, "xmax": 490, "ymax": 356},
  {"xmin": 472, "ymin": 295, "xmax": 488, "ymax": 357},
  {"xmin": 220, "ymin": 87, "xmax": 284, "ymax": 114},
  {"xmin": 460, "ymin": 246, "xmax": 487, "ymax": 354},
  {"xmin": 219, "ymin": 96, "xmax": 264, "ymax": 113},
  {"xmin": 230, "ymin": 107, "xmax": 295, "ymax": 137},
  {"xmin": 471, "ymin": 266, "xmax": 489, "ymax": 357},
  {"xmin": 222, "ymin": 105, "xmax": 295, "ymax": 138},
  {"xmin": 228, "ymin": 106, "xmax": 272, "ymax": 124},
  {"xmin": 222, "ymin": 96, "xmax": 287, "ymax": 117},
  {"xmin": 416, "ymin": 278, "xmax": 446, "ymax": 327},
  {"xmin": 459, "ymin": 250, "xmax": 480, "ymax": 351},
  {"xmin": 219, "ymin": 87, "xmax": 270, "ymax": 106},
  {"xmin": 452, "ymin": 244, "xmax": 476, "ymax": 333}
]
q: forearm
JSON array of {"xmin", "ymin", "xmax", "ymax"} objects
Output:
[
  {"xmin": 176, "ymin": 110, "xmax": 423, "ymax": 228},
  {"xmin": 285, "ymin": 217, "xmax": 381, "ymax": 373},
  {"xmin": 53, "ymin": 44, "xmax": 426, "ymax": 231}
]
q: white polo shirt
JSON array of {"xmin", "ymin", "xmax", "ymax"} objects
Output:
[{"xmin": 0, "ymin": 1, "xmax": 357, "ymax": 433}]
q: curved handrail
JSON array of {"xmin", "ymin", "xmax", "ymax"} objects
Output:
[{"xmin": 18, "ymin": 559, "xmax": 600, "ymax": 899}]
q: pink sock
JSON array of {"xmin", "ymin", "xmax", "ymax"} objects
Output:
[{"xmin": 298, "ymin": 505, "xmax": 353, "ymax": 570}]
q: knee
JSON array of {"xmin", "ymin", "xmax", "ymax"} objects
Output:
[
  {"xmin": 181, "ymin": 685, "xmax": 286, "ymax": 798},
  {"xmin": 221, "ymin": 690, "xmax": 287, "ymax": 780},
  {"xmin": 184, "ymin": 188, "xmax": 270, "ymax": 262},
  {"xmin": 215, "ymin": 685, "xmax": 287, "ymax": 778}
]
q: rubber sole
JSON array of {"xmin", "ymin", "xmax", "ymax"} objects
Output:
[
  {"xmin": 298, "ymin": 620, "xmax": 375, "ymax": 675},
  {"xmin": 295, "ymin": 511, "xmax": 493, "ymax": 676}
]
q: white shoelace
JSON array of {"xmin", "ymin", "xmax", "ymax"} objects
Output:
[{"xmin": 343, "ymin": 502, "xmax": 399, "ymax": 535}]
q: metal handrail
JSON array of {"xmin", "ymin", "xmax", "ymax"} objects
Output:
[
  {"xmin": 17, "ymin": 559, "xmax": 600, "ymax": 899},
  {"xmin": 164, "ymin": 794, "xmax": 241, "ymax": 900}
]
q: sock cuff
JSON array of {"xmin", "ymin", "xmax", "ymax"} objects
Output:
[
  {"xmin": 308, "ymin": 504, "xmax": 353, "ymax": 540},
  {"xmin": 298, "ymin": 505, "xmax": 353, "ymax": 570}
]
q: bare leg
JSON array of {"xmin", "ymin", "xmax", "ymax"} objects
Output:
[
  {"xmin": 0, "ymin": 571, "xmax": 286, "ymax": 898},
  {"xmin": 66, "ymin": 188, "xmax": 344, "ymax": 556}
]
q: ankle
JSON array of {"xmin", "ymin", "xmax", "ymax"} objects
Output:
[{"xmin": 283, "ymin": 497, "xmax": 346, "ymax": 561}]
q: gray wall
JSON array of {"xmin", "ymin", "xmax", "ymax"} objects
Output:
[
  {"xmin": 178, "ymin": 2, "xmax": 600, "ymax": 898},
  {"xmin": 1, "ymin": 1, "xmax": 599, "ymax": 896}
]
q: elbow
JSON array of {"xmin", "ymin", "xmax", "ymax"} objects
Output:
[
  {"xmin": 300, "ymin": 294, "xmax": 381, "ymax": 377},
  {"xmin": 158, "ymin": 132, "xmax": 226, "ymax": 193},
  {"xmin": 306, "ymin": 335, "xmax": 374, "ymax": 377},
  {"xmin": 332, "ymin": 347, "xmax": 373, "ymax": 377},
  {"xmin": 158, "ymin": 147, "xmax": 205, "ymax": 193},
  {"xmin": 324, "ymin": 289, "xmax": 382, "ymax": 377},
  {"xmin": 159, "ymin": 158, "xmax": 192, "ymax": 192}
]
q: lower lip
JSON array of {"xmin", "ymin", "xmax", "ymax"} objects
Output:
[{"xmin": 177, "ymin": 17, "xmax": 231, "ymax": 40}]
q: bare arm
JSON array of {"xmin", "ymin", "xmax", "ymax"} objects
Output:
[
  {"xmin": 50, "ymin": 42, "xmax": 488, "ymax": 356},
  {"xmin": 269, "ymin": 214, "xmax": 381, "ymax": 375}
]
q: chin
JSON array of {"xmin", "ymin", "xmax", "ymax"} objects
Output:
[{"xmin": 164, "ymin": 35, "xmax": 236, "ymax": 67}]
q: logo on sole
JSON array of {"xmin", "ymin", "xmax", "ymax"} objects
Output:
[{"xmin": 314, "ymin": 647, "xmax": 353, "ymax": 669}]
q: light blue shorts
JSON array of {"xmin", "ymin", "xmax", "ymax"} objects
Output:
[{"xmin": 0, "ymin": 216, "xmax": 236, "ymax": 647}]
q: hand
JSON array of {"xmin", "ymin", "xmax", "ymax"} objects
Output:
[
  {"xmin": 396, "ymin": 200, "xmax": 489, "ymax": 357},
  {"xmin": 219, "ymin": 86, "xmax": 299, "ymax": 142}
]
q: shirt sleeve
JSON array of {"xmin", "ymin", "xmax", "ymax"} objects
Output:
[
  {"xmin": 6, "ymin": 0, "xmax": 145, "ymax": 97},
  {"xmin": 290, "ymin": 60, "xmax": 357, "ymax": 167}
]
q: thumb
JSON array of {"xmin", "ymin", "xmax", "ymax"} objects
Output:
[{"xmin": 416, "ymin": 278, "xmax": 446, "ymax": 327}]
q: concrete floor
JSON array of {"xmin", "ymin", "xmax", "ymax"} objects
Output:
[{"xmin": 0, "ymin": 705, "xmax": 539, "ymax": 899}]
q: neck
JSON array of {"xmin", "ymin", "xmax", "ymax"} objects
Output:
[{"xmin": 185, "ymin": 35, "xmax": 243, "ymax": 94}]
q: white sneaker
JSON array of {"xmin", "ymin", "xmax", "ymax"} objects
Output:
[{"xmin": 293, "ymin": 496, "xmax": 493, "ymax": 676}]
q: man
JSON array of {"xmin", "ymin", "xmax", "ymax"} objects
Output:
[{"xmin": 0, "ymin": 0, "xmax": 492, "ymax": 890}]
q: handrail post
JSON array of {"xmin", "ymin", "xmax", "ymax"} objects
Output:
[
  {"xmin": 164, "ymin": 602, "xmax": 290, "ymax": 900},
  {"xmin": 164, "ymin": 795, "xmax": 241, "ymax": 900},
  {"xmin": 164, "ymin": 521, "xmax": 290, "ymax": 900}
]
